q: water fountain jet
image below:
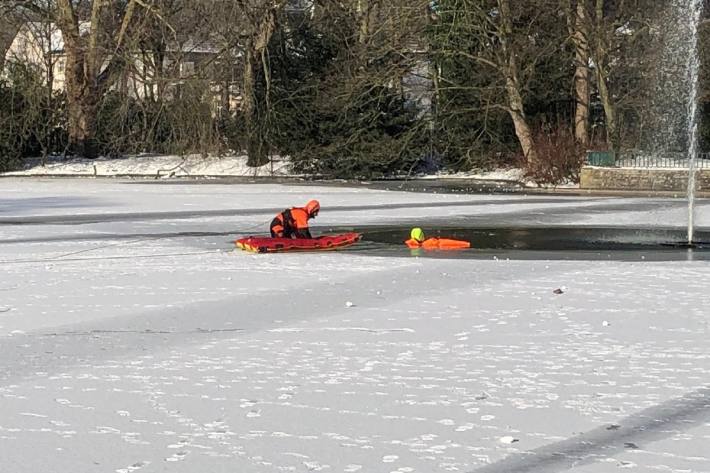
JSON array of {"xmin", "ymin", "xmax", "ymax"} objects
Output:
[{"xmin": 645, "ymin": 0, "xmax": 704, "ymax": 245}]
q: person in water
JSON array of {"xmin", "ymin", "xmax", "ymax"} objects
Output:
[
  {"xmin": 404, "ymin": 227, "xmax": 470, "ymax": 250},
  {"xmin": 270, "ymin": 200, "xmax": 320, "ymax": 239}
]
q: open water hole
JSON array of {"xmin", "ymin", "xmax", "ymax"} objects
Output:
[{"xmin": 324, "ymin": 225, "xmax": 710, "ymax": 261}]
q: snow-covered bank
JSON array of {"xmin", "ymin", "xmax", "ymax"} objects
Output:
[
  {"xmin": 2, "ymin": 154, "xmax": 294, "ymax": 178},
  {"xmin": 1, "ymin": 178, "xmax": 709, "ymax": 472},
  {"xmin": 2, "ymin": 154, "xmax": 547, "ymax": 188}
]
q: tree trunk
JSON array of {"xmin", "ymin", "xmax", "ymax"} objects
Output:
[
  {"xmin": 243, "ymin": 7, "xmax": 279, "ymax": 167},
  {"xmin": 67, "ymin": 93, "xmax": 99, "ymax": 158},
  {"xmin": 358, "ymin": 0, "xmax": 377, "ymax": 44},
  {"xmin": 243, "ymin": 46, "xmax": 268, "ymax": 167},
  {"xmin": 572, "ymin": 0, "xmax": 590, "ymax": 146},
  {"xmin": 63, "ymin": 42, "xmax": 99, "ymax": 157},
  {"xmin": 596, "ymin": 66, "xmax": 618, "ymax": 148},
  {"xmin": 506, "ymin": 76, "xmax": 538, "ymax": 164},
  {"xmin": 593, "ymin": 0, "xmax": 618, "ymax": 149},
  {"xmin": 498, "ymin": 0, "xmax": 539, "ymax": 165},
  {"xmin": 0, "ymin": 14, "xmax": 21, "ymax": 73},
  {"xmin": 55, "ymin": 0, "xmax": 138, "ymax": 158}
]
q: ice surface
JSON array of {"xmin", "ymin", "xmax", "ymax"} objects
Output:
[{"xmin": 1, "ymin": 178, "xmax": 709, "ymax": 472}]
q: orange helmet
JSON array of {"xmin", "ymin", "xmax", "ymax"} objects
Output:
[{"xmin": 305, "ymin": 199, "xmax": 320, "ymax": 217}]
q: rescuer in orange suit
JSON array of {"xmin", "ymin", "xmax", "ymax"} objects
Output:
[
  {"xmin": 270, "ymin": 200, "xmax": 320, "ymax": 239},
  {"xmin": 405, "ymin": 227, "xmax": 470, "ymax": 250}
]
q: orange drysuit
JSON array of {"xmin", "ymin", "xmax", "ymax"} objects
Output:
[
  {"xmin": 405, "ymin": 237, "xmax": 470, "ymax": 250},
  {"xmin": 270, "ymin": 207, "xmax": 312, "ymax": 239}
]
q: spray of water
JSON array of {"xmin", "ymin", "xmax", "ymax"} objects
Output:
[
  {"xmin": 684, "ymin": 0, "xmax": 703, "ymax": 244},
  {"xmin": 645, "ymin": 0, "xmax": 703, "ymax": 244}
]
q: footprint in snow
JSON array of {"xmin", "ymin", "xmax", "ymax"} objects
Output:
[
  {"xmin": 116, "ymin": 461, "xmax": 149, "ymax": 473},
  {"xmin": 164, "ymin": 451, "xmax": 189, "ymax": 462},
  {"xmin": 94, "ymin": 426, "xmax": 120, "ymax": 434},
  {"xmin": 20, "ymin": 412, "xmax": 47, "ymax": 418},
  {"xmin": 618, "ymin": 461, "xmax": 637, "ymax": 468},
  {"xmin": 303, "ymin": 460, "xmax": 327, "ymax": 471},
  {"xmin": 455, "ymin": 423, "xmax": 474, "ymax": 432}
]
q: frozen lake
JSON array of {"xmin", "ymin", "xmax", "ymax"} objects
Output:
[{"xmin": 1, "ymin": 178, "xmax": 710, "ymax": 472}]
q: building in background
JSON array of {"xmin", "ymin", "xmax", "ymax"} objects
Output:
[{"xmin": 4, "ymin": 21, "xmax": 240, "ymax": 111}]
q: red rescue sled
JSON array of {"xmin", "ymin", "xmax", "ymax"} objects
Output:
[{"xmin": 236, "ymin": 232, "xmax": 362, "ymax": 253}]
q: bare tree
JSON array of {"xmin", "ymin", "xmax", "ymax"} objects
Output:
[
  {"xmin": 497, "ymin": 0, "xmax": 539, "ymax": 164},
  {"xmin": 233, "ymin": 0, "xmax": 287, "ymax": 166},
  {"xmin": 586, "ymin": 0, "xmax": 655, "ymax": 150},
  {"xmin": 1, "ymin": 4, "xmax": 65, "ymax": 162},
  {"xmin": 356, "ymin": 0, "xmax": 380, "ymax": 44},
  {"xmin": 591, "ymin": 0, "xmax": 618, "ymax": 149},
  {"xmin": 565, "ymin": 0, "xmax": 591, "ymax": 146},
  {"xmin": 434, "ymin": 0, "xmax": 562, "ymax": 166},
  {"xmin": 0, "ymin": 0, "xmax": 689, "ymax": 179},
  {"xmin": 0, "ymin": 10, "xmax": 23, "ymax": 72},
  {"xmin": 52, "ymin": 0, "xmax": 147, "ymax": 156}
]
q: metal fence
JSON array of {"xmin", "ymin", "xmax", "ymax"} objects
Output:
[{"xmin": 587, "ymin": 151, "xmax": 710, "ymax": 169}]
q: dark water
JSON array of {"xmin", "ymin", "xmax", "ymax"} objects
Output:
[
  {"xmin": 324, "ymin": 226, "xmax": 710, "ymax": 261},
  {"xmin": 124, "ymin": 177, "xmax": 523, "ymax": 194}
]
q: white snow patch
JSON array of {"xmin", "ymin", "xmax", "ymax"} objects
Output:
[{"xmin": 4, "ymin": 154, "xmax": 295, "ymax": 178}]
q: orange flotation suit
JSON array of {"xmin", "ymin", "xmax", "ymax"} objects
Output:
[
  {"xmin": 270, "ymin": 207, "xmax": 312, "ymax": 239},
  {"xmin": 271, "ymin": 200, "xmax": 320, "ymax": 239},
  {"xmin": 405, "ymin": 237, "xmax": 470, "ymax": 250}
]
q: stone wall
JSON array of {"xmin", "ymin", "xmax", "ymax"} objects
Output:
[{"xmin": 580, "ymin": 166, "xmax": 710, "ymax": 192}]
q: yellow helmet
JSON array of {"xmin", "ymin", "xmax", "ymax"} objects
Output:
[{"xmin": 410, "ymin": 227, "xmax": 425, "ymax": 242}]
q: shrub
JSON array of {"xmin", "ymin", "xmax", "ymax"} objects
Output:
[
  {"xmin": 522, "ymin": 127, "xmax": 585, "ymax": 185},
  {"xmin": 0, "ymin": 64, "xmax": 66, "ymax": 170},
  {"xmin": 96, "ymin": 82, "xmax": 223, "ymax": 158}
]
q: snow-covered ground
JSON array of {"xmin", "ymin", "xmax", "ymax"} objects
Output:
[
  {"xmin": 3, "ymin": 154, "xmax": 542, "ymax": 187},
  {"xmin": 1, "ymin": 177, "xmax": 710, "ymax": 473},
  {"xmin": 3, "ymin": 154, "xmax": 295, "ymax": 178}
]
